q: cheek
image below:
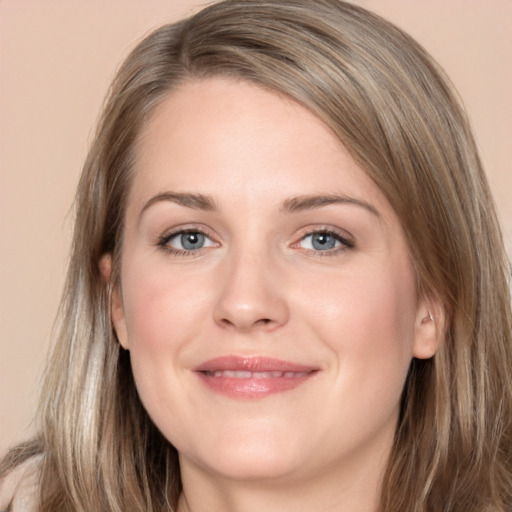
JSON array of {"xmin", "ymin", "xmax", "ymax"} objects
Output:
[
  {"xmin": 122, "ymin": 262, "xmax": 211, "ymax": 351},
  {"xmin": 118, "ymin": 267, "xmax": 219, "ymax": 452},
  {"xmin": 302, "ymin": 258, "xmax": 418, "ymax": 384},
  {"xmin": 119, "ymin": 263, "xmax": 213, "ymax": 418}
]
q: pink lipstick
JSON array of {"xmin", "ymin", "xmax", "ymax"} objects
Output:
[{"xmin": 193, "ymin": 356, "xmax": 318, "ymax": 399}]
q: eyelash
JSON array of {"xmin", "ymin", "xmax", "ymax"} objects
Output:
[
  {"xmin": 156, "ymin": 226, "xmax": 355, "ymax": 257},
  {"xmin": 292, "ymin": 227, "xmax": 355, "ymax": 257},
  {"xmin": 156, "ymin": 227, "xmax": 217, "ymax": 256}
]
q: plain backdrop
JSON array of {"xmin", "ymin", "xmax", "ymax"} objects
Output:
[{"xmin": 1, "ymin": 0, "xmax": 511, "ymax": 455}]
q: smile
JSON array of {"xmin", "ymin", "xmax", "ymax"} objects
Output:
[
  {"xmin": 206, "ymin": 370, "xmax": 311, "ymax": 378},
  {"xmin": 193, "ymin": 356, "xmax": 319, "ymax": 399}
]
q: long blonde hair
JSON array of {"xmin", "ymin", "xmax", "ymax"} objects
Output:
[{"xmin": 2, "ymin": 1, "xmax": 511, "ymax": 510}]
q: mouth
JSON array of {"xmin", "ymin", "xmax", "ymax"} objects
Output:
[
  {"xmin": 193, "ymin": 356, "xmax": 319, "ymax": 399},
  {"xmin": 204, "ymin": 370, "xmax": 311, "ymax": 378}
]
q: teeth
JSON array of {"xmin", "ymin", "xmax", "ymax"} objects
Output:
[
  {"xmin": 223, "ymin": 370, "xmax": 252, "ymax": 378},
  {"xmin": 252, "ymin": 371, "xmax": 281, "ymax": 378},
  {"xmin": 207, "ymin": 370, "xmax": 308, "ymax": 378}
]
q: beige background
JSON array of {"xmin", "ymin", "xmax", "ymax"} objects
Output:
[{"xmin": 1, "ymin": 1, "xmax": 511, "ymax": 455}]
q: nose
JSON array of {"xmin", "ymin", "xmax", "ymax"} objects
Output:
[{"xmin": 213, "ymin": 249, "xmax": 289, "ymax": 333}]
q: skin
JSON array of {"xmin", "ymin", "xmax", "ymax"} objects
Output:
[{"xmin": 106, "ymin": 78, "xmax": 440, "ymax": 512}]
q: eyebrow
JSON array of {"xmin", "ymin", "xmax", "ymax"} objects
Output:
[
  {"xmin": 139, "ymin": 191, "xmax": 380, "ymax": 219},
  {"xmin": 281, "ymin": 194, "xmax": 380, "ymax": 217},
  {"xmin": 140, "ymin": 192, "xmax": 219, "ymax": 219}
]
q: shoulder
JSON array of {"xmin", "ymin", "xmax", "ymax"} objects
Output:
[{"xmin": 0, "ymin": 456, "xmax": 40, "ymax": 512}]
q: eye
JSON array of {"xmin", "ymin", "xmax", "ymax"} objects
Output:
[
  {"xmin": 295, "ymin": 229, "xmax": 354, "ymax": 254},
  {"xmin": 158, "ymin": 229, "xmax": 217, "ymax": 254}
]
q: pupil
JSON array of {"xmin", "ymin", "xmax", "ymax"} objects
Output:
[
  {"xmin": 181, "ymin": 232, "xmax": 204, "ymax": 250},
  {"xmin": 312, "ymin": 233, "xmax": 335, "ymax": 250}
]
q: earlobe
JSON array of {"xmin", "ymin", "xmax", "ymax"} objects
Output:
[
  {"xmin": 412, "ymin": 297, "xmax": 445, "ymax": 359},
  {"xmin": 99, "ymin": 254, "xmax": 130, "ymax": 350},
  {"xmin": 111, "ymin": 286, "xmax": 130, "ymax": 350}
]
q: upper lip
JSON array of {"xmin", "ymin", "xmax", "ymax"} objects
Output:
[{"xmin": 193, "ymin": 356, "xmax": 318, "ymax": 373}]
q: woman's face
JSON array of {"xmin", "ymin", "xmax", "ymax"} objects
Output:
[{"xmin": 111, "ymin": 78, "xmax": 438, "ymax": 487}]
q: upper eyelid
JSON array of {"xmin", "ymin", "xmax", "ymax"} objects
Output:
[
  {"xmin": 294, "ymin": 225, "xmax": 354, "ymax": 242},
  {"xmin": 159, "ymin": 224, "xmax": 215, "ymax": 238}
]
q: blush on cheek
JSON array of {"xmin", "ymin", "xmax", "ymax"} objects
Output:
[
  {"xmin": 122, "ymin": 268, "xmax": 179, "ymax": 348},
  {"xmin": 336, "ymin": 272, "xmax": 416, "ymax": 367}
]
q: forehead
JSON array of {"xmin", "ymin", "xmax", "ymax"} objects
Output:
[{"xmin": 129, "ymin": 77, "xmax": 394, "ymax": 219}]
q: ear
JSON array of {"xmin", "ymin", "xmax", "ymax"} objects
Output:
[
  {"xmin": 99, "ymin": 254, "xmax": 130, "ymax": 350},
  {"xmin": 412, "ymin": 295, "xmax": 445, "ymax": 359}
]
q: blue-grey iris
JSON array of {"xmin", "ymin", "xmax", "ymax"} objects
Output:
[
  {"xmin": 181, "ymin": 232, "xmax": 205, "ymax": 250},
  {"xmin": 312, "ymin": 233, "xmax": 337, "ymax": 250}
]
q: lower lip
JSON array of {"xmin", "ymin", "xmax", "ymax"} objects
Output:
[{"xmin": 195, "ymin": 372, "xmax": 316, "ymax": 399}]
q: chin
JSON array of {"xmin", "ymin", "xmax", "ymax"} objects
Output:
[
  {"xmin": 202, "ymin": 455, "xmax": 302, "ymax": 483},
  {"xmin": 180, "ymin": 425, "xmax": 305, "ymax": 482}
]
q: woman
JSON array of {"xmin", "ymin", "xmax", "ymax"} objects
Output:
[{"xmin": 1, "ymin": 0, "xmax": 511, "ymax": 510}]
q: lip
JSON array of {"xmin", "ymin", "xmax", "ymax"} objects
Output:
[{"xmin": 193, "ymin": 356, "xmax": 319, "ymax": 399}]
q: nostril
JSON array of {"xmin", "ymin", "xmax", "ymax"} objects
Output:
[
  {"xmin": 254, "ymin": 318, "xmax": 273, "ymax": 328},
  {"xmin": 218, "ymin": 317, "xmax": 273, "ymax": 331},
  {"xmin": 220, "ymin": 318, "xmax": 235, "ymax": 328}
]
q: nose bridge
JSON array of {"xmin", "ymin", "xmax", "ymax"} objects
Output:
[{"xmin": 213, "ymin": 238, "xmax": 289, "ymax": 332}]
